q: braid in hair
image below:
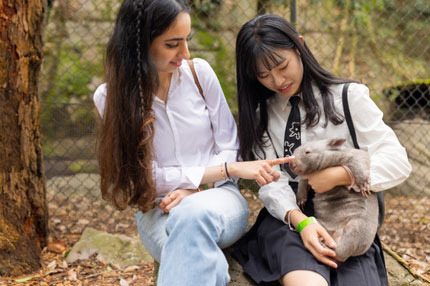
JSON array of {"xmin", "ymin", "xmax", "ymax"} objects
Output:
[
  {"xmin": 136, "ymin": 1, "xmax": 145, "ymax": 120},
  {"xmin": 134, "ymin": 0, "xmax": 156, "ymax": 211}
]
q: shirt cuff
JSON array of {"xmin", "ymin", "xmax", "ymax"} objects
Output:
[
  {"xmin": 182, "ymin": 166, "xmax": 206, "ymax": 189},
  {"xmin": 259, "ymin": 182, "xmax": 299, "ymax": 223}
]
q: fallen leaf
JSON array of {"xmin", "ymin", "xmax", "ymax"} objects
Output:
[
  {"xmin": 14, "ymin": 275, "xmax": 37, "ymax": 283},
  {"xmin": 120, "ymin": 278, "xmax": 129, "ymax": 286},
  {"xmin": 67, "ymin": 269, "xmax": 78, "ymax": 281},
  {"xmin": 60, "ymin": 260, "xmax": 68, "ymax": 269},
  {"xmin": 124, "ymin": 265, "xmax": 140, "ymax": 273},
  {"xmin": 47, "ymin": 260, "xmax": 57, "ymax": 270},
  {"xmin": 47, "ymin": 239, "xmax": 67, "ymax": 254}
]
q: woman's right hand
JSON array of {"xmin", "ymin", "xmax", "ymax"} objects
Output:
[
  {"xmin": 158, "ymin": 189, "xmax": 196, "ymax": 213},
  {"xmin": 300, "ymin": 223, "xmax": 338, "ymax": 268},
  {"xmin": 229, "ymin": 157, "xmax": 294, "ymax": 186}
]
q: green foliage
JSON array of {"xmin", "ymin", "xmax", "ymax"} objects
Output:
[
  {"xmin": 320, "ymin": 0, "xmax": 385, "ymax": 27},
  {"xmin": 192, "ymin": 24, "xmax": 238, "ymax": 112},
  {"xmin": 197, "ymin": 1, "xmax": 219, "ymax": 14},
  {"xmin": 92, "ymin": 0, "xmax": 121, "ymax": 21},
  {"xmin": 41, "ymin": 42, "xmax": 103, "ymax": 138},
  {"xmin": 44, "ymin": 43, "xmax": 102, "ymax": 103},
  {"xmin": 68, "ymin": 160, "xmax": 98, "ymax": 174},
  {"xmin": 191, "ymin": 0, "xmax": 222, "ymax": 19},
  {"xmin": 273, "ymin": 0, "xmax": 288, "ymax": 5}
]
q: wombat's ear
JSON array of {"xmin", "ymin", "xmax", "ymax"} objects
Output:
[{"xmin": 328, "ymin": 138, "xmax": 346, "ymax": 148}]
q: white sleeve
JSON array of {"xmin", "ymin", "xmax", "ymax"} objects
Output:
[
  {"xmin": 194, "ymin": 58, "xmax": 239, "ymax": 183},
  {"xmin": 255, "ymin": 133, "xmax": 299, "ymax": 223},
  {"xmin": 93, "ymin": 83, "xmax": 107, "ymax": 117},
  {"xmin": 259, "ymin": 174, "xmax": 299, "ymax": 223},
  {"xmin": 152, "ymin": 161, "xmax": 205, "ymax": 196},
  {"xmin": 347, "ymin": 83, "xmax": 412, "ymax": 191}
]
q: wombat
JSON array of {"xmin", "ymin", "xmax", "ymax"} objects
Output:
[{"xmin": 289, "ymin": 138, "xmax": 378, "ymax": 262}]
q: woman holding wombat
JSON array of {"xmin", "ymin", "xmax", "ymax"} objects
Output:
[{"xmin": 232, "ymin": 14, "xmax": 412, "ymax": 286}]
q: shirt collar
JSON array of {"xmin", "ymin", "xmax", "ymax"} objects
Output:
[{"xmin": 274, "ymin": 92, "xmax": 302, "ymax": 111}]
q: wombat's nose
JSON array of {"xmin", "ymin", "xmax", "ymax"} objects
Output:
[{"xmin": 289, "ymin": 160, "xmax": 297, "ymax": 170}]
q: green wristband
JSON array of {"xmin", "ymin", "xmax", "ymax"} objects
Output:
[{"xmin": 297, "ymin": 217, "xmax": 318, "ymax": 233}]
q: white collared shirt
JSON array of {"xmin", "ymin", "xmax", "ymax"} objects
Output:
[
  {"xmin": 94, "ymin": 58, "xmax": 238, "ymax": 196},
  {"xmin": 257, "ymin": 82, "xmax": 412, "ymax": 222}
]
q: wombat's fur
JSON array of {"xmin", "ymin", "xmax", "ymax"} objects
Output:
[{"xmin": 289, "ymin": 138, "xmax": 378, "ymax": 262}]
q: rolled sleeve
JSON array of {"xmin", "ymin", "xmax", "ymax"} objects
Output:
[
  {"xmin": 253, "ymin": 132, "xmax": 299, "ymax": 223},
  {"xmin": 208, "ymin": 150, "xmax": 239, "ymax": 186},
  {"xmin": 259, "ymin": 175, "xmax": 299, "ymax": 223},
  {"xmin": 153, "ymin": 162, "xmax": 205, "ymax": 196}
]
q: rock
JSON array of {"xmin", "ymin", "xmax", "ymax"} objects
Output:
[{"xmin": 66, "ymin": 227, "xmax": 152, "ymax": 268}]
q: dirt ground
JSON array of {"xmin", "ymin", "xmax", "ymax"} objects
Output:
[{"xmin": 1, "ymin": 190, "xmax": 429, "ymax": 285}]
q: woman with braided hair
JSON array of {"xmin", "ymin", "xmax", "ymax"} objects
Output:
[{"xmin": 94, "ymin": 1, "xmax": 291, "ymax": 285}]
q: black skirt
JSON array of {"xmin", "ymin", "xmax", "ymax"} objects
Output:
[{"xmin": 232, "ymin": 189, "xmax": 388, "ymax": 286}]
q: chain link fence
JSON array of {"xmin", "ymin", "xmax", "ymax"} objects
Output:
[{"xmin": 40, "ymin": 0, "xmax": 430, "ymax": 236}]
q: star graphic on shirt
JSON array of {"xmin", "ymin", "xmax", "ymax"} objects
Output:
[
  {"xmin": 289, "ymin": 122, "xmax": 301, "ymax": 140},
  {"xmin": 284, "ymin": 141, "xmax": 295, "ymax": 155}
]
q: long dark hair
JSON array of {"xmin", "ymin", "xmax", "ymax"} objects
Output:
[
  {"xmin": 236, "ymin": 14, "xmax": 351, "ymax": 161},
  {"xmin": 97, "ymin": 0, "xmax": 189, "ymax": 212}
]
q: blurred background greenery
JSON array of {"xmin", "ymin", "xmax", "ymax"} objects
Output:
[{"xmin": 40, "ymin": 0, "xmax": 429, "ymax": 230}]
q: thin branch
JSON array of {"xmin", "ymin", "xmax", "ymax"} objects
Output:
[{"xmin": 382, "ymin": 242, "xmax": 430, "ymax": 284}]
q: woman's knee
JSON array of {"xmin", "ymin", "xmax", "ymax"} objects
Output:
[
  {"xmin": 280, "ymin": 270, "xmax": 328, "ymax": 286},
  {"xmin": 134, "ymin": 210, "xmax": 168, "ymax": 262},
  {"xmin": 167, "ymin": 200, "xmax": 222, "ymax": 232}
]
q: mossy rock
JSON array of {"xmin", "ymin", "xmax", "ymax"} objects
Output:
[{"xmin": 66, "ymin": 227, "xmax": 152, "ymax": 269}]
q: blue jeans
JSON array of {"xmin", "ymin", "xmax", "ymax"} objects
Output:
[{"xmin": 135, "ymin": 182, "xmax": 248, "ymax": 286}]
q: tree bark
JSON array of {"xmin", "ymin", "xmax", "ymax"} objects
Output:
[{"xmin": 0, "ymin": 0, "xmax": 47, "ymax": 276}]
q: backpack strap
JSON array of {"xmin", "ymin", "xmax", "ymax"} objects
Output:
[
  {"xmin": 342, "ymin": 82, "xmax": 385, "ymax": 227},
  {"xmin": 342, "ymin": 83, "xmax": 360, "ymax": 149},
  {"xmin": 188, "ymin": 59, "xmax": 204, "ymax": 99}
]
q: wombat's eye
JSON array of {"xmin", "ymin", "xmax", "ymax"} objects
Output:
[{"xmin": 304, "ymin": 150, "xmax": 311, "ymax": 155}]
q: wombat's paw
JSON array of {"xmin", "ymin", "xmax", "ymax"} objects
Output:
[
  {"xmin": 297, "ymin": 199, "xmax": 306, "ymax": 210},
  {"xmin": 296, "ymin": 195, "xmax": 307, "ymax": 210},
  {"xmin": 358, "ymin": 180, "xmax": 371, "ymax": 197}
]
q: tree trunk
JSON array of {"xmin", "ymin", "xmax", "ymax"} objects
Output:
[{"xmin": 0, "ymin": 0, "xmax": 47, "ymax": 276}]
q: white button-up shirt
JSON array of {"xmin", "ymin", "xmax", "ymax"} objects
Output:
[
  {"xmin": 94, "ymin": 58, "xmax": 238, "ymax": 196},
  {"xmin": 257, "ymin": 82, "xmax": 412, "ymax": 222}
]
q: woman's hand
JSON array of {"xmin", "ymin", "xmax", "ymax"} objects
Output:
[
  {"xmin": 158, "ymin": 189, "xmax": 196, "ymax": 213},
  {"xmin": 229, "ymin": 157, "xmax": 294, "ymax": 186},
  {"xmin": 300, "ymin": 223, "xmax": 338, "ymax": 268},
  {"xmin": 303, "ymin": 166, "xmax": 351, "ymax": 193}
]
